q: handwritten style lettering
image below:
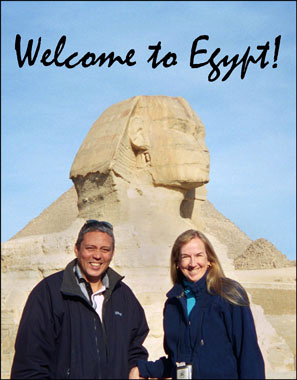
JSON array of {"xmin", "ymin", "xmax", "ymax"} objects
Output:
[
  {"xmin": 15, "ymin": 34, "xmax": 136, "ymax": 68},
  {"xmin": 147, "ymin": 41, "xmax": 178, "ymax": 68},
  {"xmin": 189, "ymin": 35, "xmax": 279, "ymax": 81},
  {"xmin": 14, "ymin": 34, "xmax": 281, "ymax": 82}
]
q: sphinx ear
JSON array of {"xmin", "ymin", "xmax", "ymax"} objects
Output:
[{"xmin": 129, "ymin": 116, "xmax": 150, "ymax": 152}]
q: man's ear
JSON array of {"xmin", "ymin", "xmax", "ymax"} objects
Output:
[
  {"xmin": 129, "ymin": 116, "xmax": 149, "ymax": 153},
  {"xmin": 74, "ymin": 245, "xmax": 79, "ymax": 257}
]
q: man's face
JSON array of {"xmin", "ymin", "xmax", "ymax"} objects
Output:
[
  {"xmin": 179, "ymin": 237, "xmax": 210, "ymax": 283},
  {"xmin": 75, "ymin": 231, "xmax": 114, "ymax": 287}
]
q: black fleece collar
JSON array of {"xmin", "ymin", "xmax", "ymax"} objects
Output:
[{"xmin": 60, "ymin": 259, "xmax": 124, "ymax": 301}]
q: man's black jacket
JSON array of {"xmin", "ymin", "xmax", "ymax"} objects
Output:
[{"xmin": 11, "ymin": 259, "xmax": 149, "ymax": 379}]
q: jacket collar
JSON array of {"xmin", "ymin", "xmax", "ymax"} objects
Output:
[
  {"xmin": 61, "ymin": 259, "xmax": 124, "ymax": 301},
  {"xmin": 61, "ymin": 259, "xmax": 82, "ymax": 298},
  {"xmin": 103, "ymin": 266, "xmax": 124, "ymax": 302},
  {"xmin": 166, "ymin": 270, "xmax": 208, "ymax": 299}
]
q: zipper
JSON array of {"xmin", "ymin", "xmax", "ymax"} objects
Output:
[
  {"xmin": 93, "ymin": 316, "xmax": 102, "ymax": 379},
  {"xmin": 198, "ymin": 310, "xmax": 205, "ymax": 346},
  {"xmin": 99, "ymin": 272, "xmax": 122, "ymax": 364},
  {"xmin": 101, "ymin": 296, "xmax": 110, "ymax": 361}
]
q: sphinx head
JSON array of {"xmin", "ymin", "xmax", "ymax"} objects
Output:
[
  {"xmin": 70, "ymin": 96, "xmax": 209, "ymax": 194},
  {"xmin": 128, "ymin": 96, "xmax": 209, "ymax": 189}
]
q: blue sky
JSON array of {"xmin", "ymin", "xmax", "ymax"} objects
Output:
[{"xmin": 2, "ymin": 1, "xmax": 296, "ymax": 260}]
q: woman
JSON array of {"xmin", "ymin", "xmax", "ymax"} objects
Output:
[{"xmin": 130, "ymin": 229, "xmax": 265, "ymax": 379}]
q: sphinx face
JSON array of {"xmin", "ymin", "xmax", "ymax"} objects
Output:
[
  {"xmin": 133, "ymin": 97, "xmax": 210, "ymax": 190},
  {"xmin": 148, "ymin": 117, "xmax": 209, "ymax": 189},
  {"xmin": 70, "ymin": 96, "xmax": 210, "ymax": 193}
]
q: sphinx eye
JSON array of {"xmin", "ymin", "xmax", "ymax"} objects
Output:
[
  {"xmin": 170, "ymin": 122, "xmax": 188, "ymax": 133},
  {"xmin": 170, "ymin": 122, "xmax": 202, "ymax": 140}
]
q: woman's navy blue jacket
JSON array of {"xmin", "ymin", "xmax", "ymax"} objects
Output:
[
  {"xmin": 138, "ymin": 273, "xmax": 265, "ymax": 379},
  {"xmin": 10, "ymin": 259, "xmax": 149, "ymax": 379}
]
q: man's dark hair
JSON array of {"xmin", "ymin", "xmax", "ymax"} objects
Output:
[{"xmin": 75, "ymin": 220, "xmax": 115, "ymax": 251}]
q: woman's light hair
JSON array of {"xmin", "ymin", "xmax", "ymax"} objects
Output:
[{"xmin": 170, "ymin": 229, "xmax": 249, "ymax": 306}]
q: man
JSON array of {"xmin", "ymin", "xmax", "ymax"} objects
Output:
[{"xmin": 10, "ymin": 220, "xmax": 149, "ymax": 379}]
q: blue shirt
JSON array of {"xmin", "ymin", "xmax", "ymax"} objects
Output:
[{"xmin": 183, "ymin": 279, "xmax": 196, "ymax": 315}]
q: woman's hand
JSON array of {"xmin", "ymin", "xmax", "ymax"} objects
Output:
[{"xmin": 129, "ymin": 366, "xmax": 145, "ymax": 379}]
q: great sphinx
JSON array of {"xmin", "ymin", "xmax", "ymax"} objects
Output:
[{"xmin": 69, "ymin": 95, "xmax": 211, "ymax": 271}]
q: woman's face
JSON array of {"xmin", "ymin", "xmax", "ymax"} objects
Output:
[{"xmin": 179, "ymin": 237, "xmax": 210, "ymax": 283}]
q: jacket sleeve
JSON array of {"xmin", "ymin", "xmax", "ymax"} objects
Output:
[
  {"xmin": 10, "ymin": 279, "xmax": 61, "ymax": 379},
  {"xmin": 231, "ymin": 304, "xmax": 265, "ymax": 379},
  {"xmin": 128, "ymin": 296, "xmax": 150, "ymax": 371},
  {"xmin": 137, "ymin": 302, "xmax": 173, "ymax": 379},
  {"xmin": 138, "ymin": 356, "xmax": 172, "ymax": 379}
]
